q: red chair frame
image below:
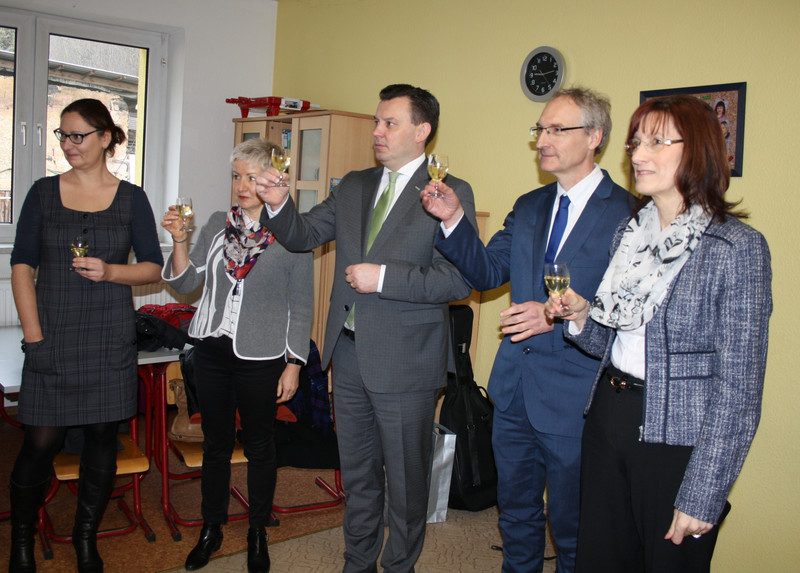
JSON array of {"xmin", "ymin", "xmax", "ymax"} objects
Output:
[{"xmin": 36, "ymin": 414, "xmax": 155, "ymax": 559}]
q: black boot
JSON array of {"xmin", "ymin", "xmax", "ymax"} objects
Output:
[
  {"xmin": 72, "ymin": 464, "xmax": 116, "ymax": 573},
  {"xmin": 184, "ymin": 523, "xmax": 223, "ymax": 571},
  {"xmin": 9, "ymin": 477, "xmax": 50, "ymax": 573},
  {"xmin": 246, "ymin": 527, "xmax": 270, "ymax": 573}
]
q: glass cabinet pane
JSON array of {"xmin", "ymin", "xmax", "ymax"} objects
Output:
[
  {"xmin": 297, "ymin": 189, "xmax": 318, "ymax": 213},
  {"xmin": 298, "ymin": 128, "xmax": 321, "ymax": 181}
]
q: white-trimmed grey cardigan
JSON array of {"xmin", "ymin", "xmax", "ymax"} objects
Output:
[
  {"xmin": 163, "ymin": 211, "xmax": 313, "ymax": 361},
  {"xmin": 567, "ymin": 215, "xmax": 772, "ymax": 524}
]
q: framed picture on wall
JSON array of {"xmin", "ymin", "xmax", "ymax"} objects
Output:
[{"xmin": 640, "ymin": 82, "xmax": 746, "ymax": 177}]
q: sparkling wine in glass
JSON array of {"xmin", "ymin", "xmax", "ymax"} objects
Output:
[
  {"xmin": 175, "ymin": 196, "xmax": 193, "ymax": 232},
  {"xmin": 271, "ymin": 148, "xmax": 291, "ymax": 187},
  {"xmin": 427, "ymin": 154, "xmax": 449, "ymax": 197},
  {"xmin": 70, "ymin": 235, "xmax": 89, "ymax": 271},
  {"xmin": 544, "ymin": 262, "xmax": 571, "ymax": 316}
]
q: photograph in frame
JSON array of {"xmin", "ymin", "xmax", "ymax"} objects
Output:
[{"xmin": 640, "ymin": 82, "xmax": 746, "ymax": 177}]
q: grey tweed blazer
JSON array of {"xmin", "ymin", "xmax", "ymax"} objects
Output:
[
  {"xmin": 568, "ymin": 215, "xmax": 772, "ymax": 524},
  {"xmin": 163, "ymin": 211, "xmax": 314, "ymax": 361}
]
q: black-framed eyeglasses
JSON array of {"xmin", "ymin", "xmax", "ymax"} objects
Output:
[
  {"xmin": 53, "ymin": 128, "xmax": 103, "ymax": 144},
  {"xmin": 530, "ymin": 125, "xmax": 585, "ymax": 140},
  {"xmin": 624, "ymin": 138, "xmax": 685, "ymax": 156}
]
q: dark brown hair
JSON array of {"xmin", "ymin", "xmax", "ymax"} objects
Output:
[
  {"xmin": 61, "ymin": 98, "xmax": 126, "ymax": 158},
  {"xmin": 379, "ymin": 84, "xmax": 439, "ymax": 146},
  {"xmin": 627, "ymin": 94, "xmax": 745, "ymax": 220}
]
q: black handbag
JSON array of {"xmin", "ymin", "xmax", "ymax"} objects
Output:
[{"xmin": 439, "ymin": 304, "xmax": 498, "ymax": 511}]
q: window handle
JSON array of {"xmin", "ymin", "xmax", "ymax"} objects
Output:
[
  {"xmin": 20, "ymin": 122, "xmax": 27, "ymax": 146},
  {"xmin": 37, "ymin": 123, "xmax": 43, "ymax": 146}
]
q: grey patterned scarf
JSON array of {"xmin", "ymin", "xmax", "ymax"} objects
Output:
[{"xmin": 589, "ymin": 202, "xmax": 711, "ymax": 330}]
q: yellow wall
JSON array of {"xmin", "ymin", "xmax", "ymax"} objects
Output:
[{"xmin": 274, "ymin": 0, "xmax": 800, "ymax": 569}]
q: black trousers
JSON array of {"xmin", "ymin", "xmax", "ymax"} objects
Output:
[
  {"xmin": 575, "ymin": 367, "xmax": 727, "ymax": 573},
  {"xmin": 193, "ymin": 336, "xmax": 283, "ymax": 528}
]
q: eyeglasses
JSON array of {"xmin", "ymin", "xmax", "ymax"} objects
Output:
[
  {"xmin": 530, "ymin": 126, "xmax": 585, "ymax": 140},
  {"xmin": 624, "ymin": 137, "xmax": 684, "ymax": 156},
  {"xmin": 53, "ymin": 128, "xmax": 102, "ymax": 144}
]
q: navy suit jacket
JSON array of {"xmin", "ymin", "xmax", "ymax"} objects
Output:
[{"xmin": 437, "ymin": 170, "xmax": 632, "ymax": 437}]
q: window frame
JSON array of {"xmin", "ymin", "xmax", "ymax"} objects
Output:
[{"xmin": 0, "ymin": 7, "xmax": 169, "ymax": 244}]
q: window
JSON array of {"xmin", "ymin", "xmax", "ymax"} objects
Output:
[{"xmin": 0, "ymin": 8, "xmax": 167, "ymax": 242}]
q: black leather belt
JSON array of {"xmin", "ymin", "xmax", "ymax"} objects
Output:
[
  {"xmin": 604, "ymin": 366, "xmax": 644, "ymax": 392},
  {"xmin": 342, "ymin": 328, "xmax": 355, "ymax": 341}
]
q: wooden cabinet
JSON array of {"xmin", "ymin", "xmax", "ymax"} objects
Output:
[
  {"xmin": 234, "ymin": 110, "xmax": 377, "ymax": 353},
  {"xmin": 233, "ymin": 111, "xmax": 488, "ymax": 366}
]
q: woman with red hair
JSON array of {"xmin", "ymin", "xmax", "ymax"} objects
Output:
[{"xmin": 547, "ymin": 95, "xmax": 772, "ymax": 572}]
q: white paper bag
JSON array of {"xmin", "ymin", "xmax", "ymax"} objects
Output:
[{"xmin": 427, "ymin": 423, "xmax": 456, "ymax": 523}]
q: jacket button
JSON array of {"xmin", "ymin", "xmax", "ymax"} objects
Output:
[
  {"xmin": 344, "ymin": 305, "xmax": 350, "ymax": 311},
  {"xmin": 522, "ymin": 347, "xmax": 531, "ymax": 354}
]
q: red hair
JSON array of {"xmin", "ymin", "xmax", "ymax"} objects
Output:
[{"xmin": 627, "ymin": 94, "xmax": 745, "ymax": 220}]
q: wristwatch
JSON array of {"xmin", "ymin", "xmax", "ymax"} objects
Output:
[{"xmin": 286, "ymin": 357, "xmax": 303, "ymax": 366}]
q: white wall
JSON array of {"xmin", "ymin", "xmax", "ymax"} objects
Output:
[{"xmin": 0, "ymin": 0, "xmax": 279, "ymax": 229}]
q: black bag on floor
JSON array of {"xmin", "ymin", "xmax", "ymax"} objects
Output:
[{"xmin": 439, "ymin": 304, "xmax": 497, "ymax": 511}]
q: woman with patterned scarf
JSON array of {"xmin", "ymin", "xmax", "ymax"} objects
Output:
[
  {"xmin": 161, "ymin": 138, "xmax": 313, "ymax": 573},
  {"xmin": 545, "ymin": 95, "xmax": 772, "ymax": 573}
]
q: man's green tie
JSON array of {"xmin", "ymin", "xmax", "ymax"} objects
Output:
[
  {"xmin": 346, "ymin": 172, "xmax": 400, "ymax": 331},
  {"xmin": 366, "ymin": 171, "xmax": 399, "ymax": 253}
]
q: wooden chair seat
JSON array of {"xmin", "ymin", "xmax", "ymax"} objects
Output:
[
  {"xmin": 169, "ymin": 438, "xmax": 248, "ymax": 469},
  {"xmin": 156, "ymin": 361, "xmax": 252, "ymax": 540},
  {"xmin": 53, "ymin": 434, "xmax": 150, "ymax": 480},
  {"xmin": 38, "ymin": 416, "xmax": 155, "ymax": 560}
]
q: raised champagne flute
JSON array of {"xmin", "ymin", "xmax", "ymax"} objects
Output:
[
  {"xmin": 70, "ymin": 235, "xmax": 89, "ymax": 271},
  {"xmin": 175, "ymin": 196, "xmax": 193, "ymax": 232},
  {"xmin": 427, "ymin": 154, "xmax": 449, "ymax": 197},
  {"xmin": 271, "ymin": 148, "xmax": 291, "ymax": 187},
  {"xmin": 544, "ymin": 262, "xmax": 571, "ymax": 316}
]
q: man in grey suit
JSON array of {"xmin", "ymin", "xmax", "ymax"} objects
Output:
[{"xmin": 256, "ymin": 84, "xmax": 477, "ymax": 573}]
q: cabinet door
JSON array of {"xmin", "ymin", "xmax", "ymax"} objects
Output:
[
  {"xmin": 233, "ymin": 120, "xmax": 267, "ymax": 144},
  {"xmin": 289, "ymin": 115, "xmax": 330, "ymax": 213},
  {"xmin": 288, "ymin": 115, "xmax": 332, "ymax": 349}
]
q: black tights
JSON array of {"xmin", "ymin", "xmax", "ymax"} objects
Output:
[{"xmin": 11, "ymin": 422, "xmax": 119, "ymax": 487}]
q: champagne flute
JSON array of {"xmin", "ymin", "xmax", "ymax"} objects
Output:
[
  {"xmin": 70, "ymin": 235, "xmax": 89, "ymax": 271},
  {"xmin": 175, "ymin": 196, "xmax": 193, "ymax": 232},
  {"xmin": 543, "ymin": 262, "xmax": 571, "ymax": 316},
  {"xmin": 427, "ymin": 154, "xmax": 449, "ymax": 197},
  {"xmin": 271, "ymin": 148, "xmax": 291, "ymax": 187}
]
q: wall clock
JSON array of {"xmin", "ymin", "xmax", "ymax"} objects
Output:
[{"xmin": 520, "ymin": 46, "xmax": 565, "ymax": 102}]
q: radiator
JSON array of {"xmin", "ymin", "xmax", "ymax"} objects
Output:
[{"xmin": 0, "ymin": 279, "xmax": 198, "ymax": 326}]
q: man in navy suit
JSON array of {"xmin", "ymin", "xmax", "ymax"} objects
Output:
[{"xmin": 422, "ymin": 88, "xmax": 632, "ymax": 573}]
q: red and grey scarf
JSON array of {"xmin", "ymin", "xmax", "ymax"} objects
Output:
[{"xmin": 222, "ymin": 204, "xmax": 275, "ymax": 280}]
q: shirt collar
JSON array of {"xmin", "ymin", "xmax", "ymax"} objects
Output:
[
  {"xmin": 384, "ymin": 153, "xmax": 427, "ymax": 180},
  {"xmin": 556, "ymin": 164, "xmax": 603, "ymax": 210}
]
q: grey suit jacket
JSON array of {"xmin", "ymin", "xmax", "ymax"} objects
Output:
[
  {"xmin": 163, "ymin": 211, "xmax": 314, "ymax": 361},
  {"xmin": 262, "ymin": 161, "xmax": 477, "ymax": 392},
  {"xmin": 568, "ymin": 215, "xmax": 772, "ymax": 524}
]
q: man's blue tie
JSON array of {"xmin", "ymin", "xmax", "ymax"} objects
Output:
[{"xmin": 544, "ymin": 194, "xmax": 571, "ymax": 264}]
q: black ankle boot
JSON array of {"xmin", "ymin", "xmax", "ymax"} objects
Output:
[
  {"xmin": 9, "ymin": 477, "xmax": 50, "ymax": 573},
  {"xmin": 72, "ymin": 464, "xmax": 115, "ymax": 573},
  {"xmin": 185, "ymin": 523, "xmax": 223, "ymax": 571},
  {"xmin": 247, "ymin": 527, "xmax": 270, "ymax": 573}
]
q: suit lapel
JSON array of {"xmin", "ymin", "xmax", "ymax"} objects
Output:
[
  {"xmin": 531, "ymin": 184, "xmax": 558, "ymax": 285},
  {"xmin": 366, "ymin": 162, "xmax": 428, "ymax": 256},
  {"xmin": 361, "ymin": 167, "xmax": 385, "ymax": 254},
  {"xmin": 556, "ymin": 174, "xmax": 614, "ymax": 263}
]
